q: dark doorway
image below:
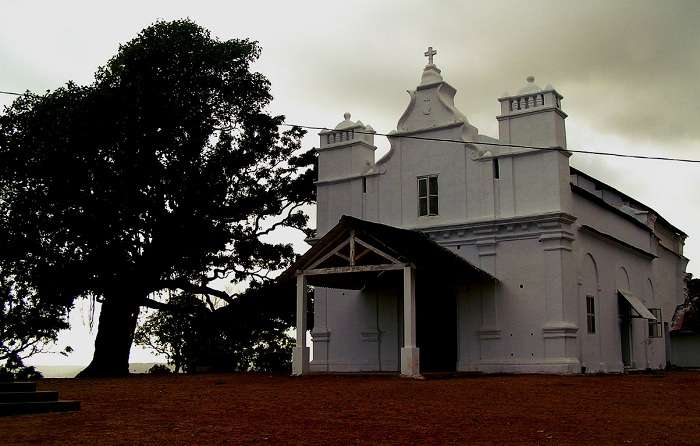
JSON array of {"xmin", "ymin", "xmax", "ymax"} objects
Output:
[
  {"xmin": 416, "ymin": 282, "xmax": 457, "ymax": 373},
  {"xmin": 619, "ymin": 301, "xmax": 633, "ymax": 367}
]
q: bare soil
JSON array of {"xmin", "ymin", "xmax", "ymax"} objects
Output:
[{"xmin": 2, "ymin": 371, "xmax": 700, "ymax": 445}]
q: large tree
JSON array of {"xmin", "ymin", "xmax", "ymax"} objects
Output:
[{"xmin": 0, "ymin": 20, "xmax": 315, "ymax": 377}]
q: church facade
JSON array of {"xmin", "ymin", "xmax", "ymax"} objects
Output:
[{"xmin": 286, "ymin": 49, "xmax": 689, "ymax": 376}]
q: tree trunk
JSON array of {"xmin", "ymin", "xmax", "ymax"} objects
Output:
[{"xmin": 76, "ymin": 297, "xmax": 141, "ymax": 378}]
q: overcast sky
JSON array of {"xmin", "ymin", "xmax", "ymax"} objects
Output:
[{"xmin": 3, "ymin": 0, "xmax": 699, "ymax": 367}]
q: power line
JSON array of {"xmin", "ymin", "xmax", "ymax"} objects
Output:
[
  {"xmin": 283, "ymin": 124, "xmax": 700, "ymax": 164},
  {"xmin": 2, "ymin": 89, "xmax": 698, "ymax": 164}
]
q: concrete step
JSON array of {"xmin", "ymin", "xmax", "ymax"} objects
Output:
[
  {"xmin": 0, "ymin": 391, "xmax": 59, "ymax": 403},
  {"xmin": 0, "ymin": 400, "xmax": 80, "ymax": 416},
  {"xmin": 0, "ymin": 382, "xmax": 37, "ymax": 393}
]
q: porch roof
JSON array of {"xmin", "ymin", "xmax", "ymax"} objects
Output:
[
  {"xmin": 279, "ymin": 215, "xmax": 496, "ymax": 288},
  {"xmin": 618, "ymin": 289, "xmax": 656, "ymax": 320}
]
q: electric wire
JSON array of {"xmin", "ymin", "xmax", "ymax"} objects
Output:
[
  {"xmin": 283, "ymin": 124, "xmax": 700, "ymax": 164},
  {"xmin": 2, "ymin": 89, "xmax": 698, "ymax": 164}
]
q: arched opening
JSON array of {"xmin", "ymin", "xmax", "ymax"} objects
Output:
[
  {"xmin": 580, "ymin": 254, "xmax": 600, "ymax": 371},
  {"xmin": 616, "ymin": 266, "xmax": 633, "ymax": 367}
]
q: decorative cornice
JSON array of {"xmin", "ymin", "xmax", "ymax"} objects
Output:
[
  {"xmin": 420, "ymin": 212, "xmax": 577, "ymax": 246},
  {"xmin": 316, "ymin": 139, "xmax": 377, "ymax": 152},
  {"xmin": 542, "ymin": 322, "xmax": 578, "ymax": 339},
  {"xmin": 315, "ymin": 170, "xmax": 382, "ymax": 186},
  {"xmin": 311, "ymin": 331, "xmax": 331, "ymax": 343},
  {"xmin": 478, "ymin": 328, "xmax": 501, "ymax": 340}
]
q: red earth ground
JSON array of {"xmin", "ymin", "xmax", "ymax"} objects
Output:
[{"xmin": 2, "ymin": 371, "xmax": 699, "ymax": 445}]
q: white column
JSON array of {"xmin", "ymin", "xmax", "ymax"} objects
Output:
[
  {"xmin": 292, "ymin": 274, "xmax": 310, "ymax": 376},
  {"xmin": 401, "ymin": 266, "xmax": 420, "ymax": 377}
]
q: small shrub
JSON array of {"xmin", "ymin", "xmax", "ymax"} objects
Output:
[
  {"xmin": 148, "ymin": 364, "xmax": 172, "ymax": 375},
  {"xmin": 0, "ymin": 355, "xmax": 43, "ymax": 381}
]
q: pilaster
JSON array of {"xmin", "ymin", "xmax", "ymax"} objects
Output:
[
  {"xmin": 400, "ymin": 266, "xmax": 421, "ymax": 377},
  {"xmin": 292, "ymin": 274, "xmax": 310, "ymax": 376}
]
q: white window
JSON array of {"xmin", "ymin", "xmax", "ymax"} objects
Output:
[
  {"xmin": 649, "ymin": 308, "xmax": 662, "ymax": 338},
  {"xmin": 586, "ymin": 295, "xmax": 596, "ymax": 334},
  {"xmin": 418, "ymin": 175, "xmax": 438, "ymax": 217}
]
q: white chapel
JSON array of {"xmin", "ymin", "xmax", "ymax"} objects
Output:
[{"xmin": 283, "ymin": 48, "xmax": 689, "ymax": 377}]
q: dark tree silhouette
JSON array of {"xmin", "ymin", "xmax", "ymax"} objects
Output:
[
  {"xmin": 0, "ymin": 19, "xmax": 315, "ymax": 377},
  {"xmin": 684, "ymin": 278, "xmax": 700, "ymax": 332},
  {"xmin": 134, "ymin": 293, "xmax": 208, "ymax": 373},
  {"xmin": 0, "ymin": 273, "xmax": 71, "ymax": 379}
]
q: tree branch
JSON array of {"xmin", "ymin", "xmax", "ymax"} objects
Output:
[{"xmin": 151, "ymin": 279, "xmax": 235, "ymax": 305}]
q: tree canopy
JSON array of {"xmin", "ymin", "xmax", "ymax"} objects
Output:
[{"xmin": 0, "ymin": 19, "xmax": 315, "ymax": 377}]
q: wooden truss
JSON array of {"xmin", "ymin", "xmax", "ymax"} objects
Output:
[{"xmin": 301, "ymin": 230, "xmax": 410, "ymax": 276}]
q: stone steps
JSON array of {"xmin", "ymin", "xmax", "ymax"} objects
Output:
[
  {"xmin": 0, "ymin": 382, "xmax": 36, "ymax": 392},
  {"xmin": 0, "ymin": 382, "xmax": 80, "ymax": 416},
  {"xmin": 0, "ymin": 400, "xmax": 81, "ymax": 416},
  {"xmin": 0, "ymin": 391, "xmax": 60, "ymax": 403}
]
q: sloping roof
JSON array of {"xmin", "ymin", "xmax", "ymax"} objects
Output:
[
  {"xmin": 570, "ymin": 166, "xmax": 687, "ymax": 237},
  {"xmin": 279, "ymin": 215, "xmax": 495, "ymax": 285}
]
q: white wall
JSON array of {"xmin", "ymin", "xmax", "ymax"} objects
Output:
[{"xmin": 310, "ymin": 70, "xmax": 686, "ymax": 374}]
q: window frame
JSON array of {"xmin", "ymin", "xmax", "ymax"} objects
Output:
[
  {"xmin": 586, "ymin": 295, "xmax": 596, "ymax": 334},
  {"xmin": 648, "ymin": 308, "xmax": 662, "ymax": 338},
  {"xmin": 417, "ymin": 175, "xmax": 439, "ymax": 217}
]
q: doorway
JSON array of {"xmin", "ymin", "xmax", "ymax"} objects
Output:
[
  {"xmin": 619, "ymin": 302, "xmax": 633, "ymax": 368},
  {"xmin": 416, "ymin": 283, "xmax": 457, "ymax": 373}
]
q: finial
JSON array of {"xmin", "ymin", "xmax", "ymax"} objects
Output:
[
  {"xmin": 526, "ymin": 75, "xmax": 535, "ymax": 83},
  {"xmin": 343, "ymin": 112, "xmax": 351, "ymax": 120},
  {"xmin": 424, "ymin": 46, "xmax": 437, "ymax": 65}
]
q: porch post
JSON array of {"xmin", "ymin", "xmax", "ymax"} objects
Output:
[
  {"xmin": 292, "ymin": 273, "xmax": 310, "ymax": 375},
  {"xmin": 401, "ymin": 266, "xmax": 420, "ymax": 377}
]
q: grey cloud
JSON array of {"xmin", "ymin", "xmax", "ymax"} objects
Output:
[{"xmin": 290, "ymin": 0, "xmax": 700, "ymax": 145}]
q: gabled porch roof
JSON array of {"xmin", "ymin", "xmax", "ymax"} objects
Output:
[{"xmin": 280, "ymin": 215, "xmax": 496, "ymax": 289}]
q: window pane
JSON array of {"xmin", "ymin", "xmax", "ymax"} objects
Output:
[
  {"xmin": 419, "ymin": 197, "xmax": 428, "ymax": 216},
  {"xmin": 648, "ymin": 309, "xmax": 662, "ymax": 337},
  {"xmin": 418, "ymin": 178, "xmax": 427, "ymax": 197},
  {"xmin": 429, "ymin": 176, "xmax": 438, "ymax": 194},
  {"xmin": 429, "ymin": 196, "xmax": 439, "ymax": 215}
]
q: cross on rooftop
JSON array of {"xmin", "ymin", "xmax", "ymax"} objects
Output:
[{"xmin": 424, "ymin": 46, "xmax": 437, "ymax": 65}]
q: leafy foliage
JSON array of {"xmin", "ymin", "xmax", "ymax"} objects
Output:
[
  {"xmin": 203, "ymin": 282, "xmax": 298, "ymax": 373},
  {"xmin": 146, "ymin": 364, "xmax": 172, "ymax": 375},
  {"xmin": 0, "ymin": 272, "xmax": 71, "ymax": 373},
  {"xmin": 136, "ymin": 282, "xmax": 302, "ymax": 373},
  {"xmin": 135, "ymin": 293, "xmax": 208, "ymax": 373},
  {"xmin": 683, "ymin": 278, "xmax": 700, "ymax": 332},
  {"xmin": 0, "ymin": 354, "xmax": 43, "ymax": 382},
  {"xmin": 0, "ymin": 19, "xmax": 315, "ymax": 376}
]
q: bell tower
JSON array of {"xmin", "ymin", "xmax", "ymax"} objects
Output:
[
  {"xmin": 317, "ymin": 113, "xmax": 376, "ymax": 183},
  {"xmin": 315, "ymin": 113, "xmax": 376, "ymax": 236},
  {"xmin": 497, "ymin": 76, "xmax": 567, "ymax": 149}
]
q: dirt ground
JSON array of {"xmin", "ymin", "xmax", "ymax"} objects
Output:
[{"xmin": 2, "ymin": 371, "xmax": 700, "ymax": 445}]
